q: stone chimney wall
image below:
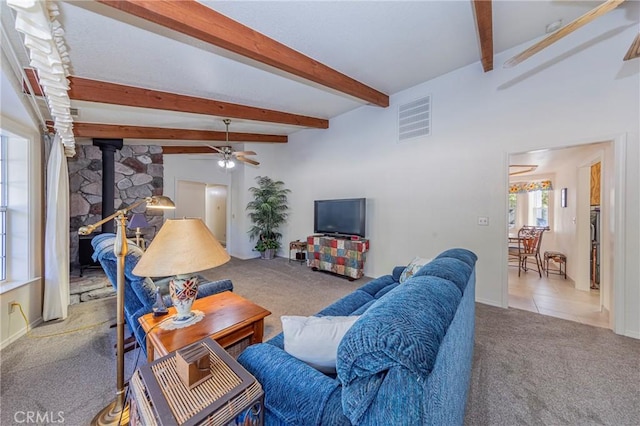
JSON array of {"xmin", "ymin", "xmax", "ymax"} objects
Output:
[{"xmin": 68, "ymin": 144, "xmax": 164, "ymax": 270}]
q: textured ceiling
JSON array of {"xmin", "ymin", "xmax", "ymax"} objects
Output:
[{"xmin": 3, "ymin": 1, "xmax": 638, "ymax": 143}]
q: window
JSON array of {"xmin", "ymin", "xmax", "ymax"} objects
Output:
[
  {"xmin": 0, "ymin": 123, "xmax": 37, "ymax": 293},
  {"xmin": 529, "ymin": 190, "xmax": 549, "ymax": 228},
  {"xmin": 508, "ymin": 180, "xmax": 553, "ymax": 231},
  {"xmin": 0, "ymin": 136, "xmax": 6, "ymax": 281},
  {"xmin": 508, "ymin": 193, "xmax": 517, "ymax": 228}
]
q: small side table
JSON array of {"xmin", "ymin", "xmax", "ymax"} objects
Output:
[
  {"xmin": 138, "ymin": 292, "xmax": 271, "ymax": 362},
  {"xmin": 544, "ymin": 251, "xmax": 567, "ymax": 279},
  {"xmin": 289, "ymin": 240, "xmax": 308, "ymax": 264},
  {"xmin": 129, "ymin": 337, "xmax": 264, "ymax": 425}
]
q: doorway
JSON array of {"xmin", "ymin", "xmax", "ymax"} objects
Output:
[
  {"xmin": 506, "ymin": 141, "xmax": 612, "ymax": 329},
  {"xmin": 205, "ymin": 184, "xmax": 228, "ymax": 246},
  {"xmin": 176, "ymin": 180, "xmax": 229, "ymax": 247}
]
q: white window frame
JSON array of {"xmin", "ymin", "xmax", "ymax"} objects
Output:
[
  {"xmin": 528, "ymin": 189, "xmax": 550, "ymax": 228},
  {"xmin": 511, "ymin": 189, "xmax": 553, "ymax": 232},
  {"xmin": 0, "ymin": 135, "xmax": 7, "ymax": 281},
  {"xmin": 0, "ymin": 120, "xmax": 38, "ymax": 294},
  {"xmin": 508, "ymin": 193, "xmax": 517, "ymax": 229}
]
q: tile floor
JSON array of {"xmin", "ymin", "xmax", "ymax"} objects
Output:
[{"xmin": 508, "ymin": 265, "xmax": 609, "ymax": 329}]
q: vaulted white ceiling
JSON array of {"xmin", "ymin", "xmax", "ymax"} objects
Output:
[{"xmin": 2, "ymin": 1, "xmax": 638, "ymax": 146}]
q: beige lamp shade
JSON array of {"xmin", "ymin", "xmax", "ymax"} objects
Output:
[{"xmin": 132, "ymin": 218, "xmax": 230, "ymax": 277}]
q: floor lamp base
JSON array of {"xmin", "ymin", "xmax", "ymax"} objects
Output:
[{"xmin": 91, "ymin": 399, "xmax": 130, "ymax": 426}]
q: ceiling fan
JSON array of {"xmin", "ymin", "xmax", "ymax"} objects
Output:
[
  {"xmin": 208, "ymin": 119, "xmax": 260, "ymax": 168},
  {"xmin": 504, "ymin": 0, "xmax": 638, "ymax": 68}
]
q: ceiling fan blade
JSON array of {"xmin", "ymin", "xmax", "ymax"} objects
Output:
[
  {"xmin": 205, "ymin": 144, "xmax": 225, "ymax": 154},
  {"xmin": 623, "ymin": 32, "xmax": 640, "ymax": 61},
  {"xmin": 504, "ymin": 0, "xmax": 626, "ymax": 68},
  {"xmin": 236, "ymin": 156, "xmax": 260, "ymax": 166},
  {"xmin": 232, "ymin": 150, "xmax": 257, "ymax": 156}
]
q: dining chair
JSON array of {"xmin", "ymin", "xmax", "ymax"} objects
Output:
[{"xmin": 510, "ymin": 226, "xmax": 545, "ymax": 277}]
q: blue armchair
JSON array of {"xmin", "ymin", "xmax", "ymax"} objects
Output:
[{"xmin": 91, "ymin": 233, "xmax": 233, "ymax": 355}]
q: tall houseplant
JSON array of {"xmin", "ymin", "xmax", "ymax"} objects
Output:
[{"xmin": 246, "ymin": 176, "xmax": 291, "ymax": 259}]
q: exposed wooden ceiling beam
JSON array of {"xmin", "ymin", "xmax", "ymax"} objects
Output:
[
  {"xmin": 97, "ymin": 0, "xmax": 389, "ymax": 107},
  {"xmin": 26, "ymin": 69, "xmax": 327, "ymax": 129},
  {"xmin": 472, "ymin": 0, "xmax": 493, "ymax": 72},
  {"xmin": 46, "ymin": 121, "xmax": 287, "ymax": 143},
  {"xmin": 162, "ymin": 146, "xmax": 235, "ymax": 154}
]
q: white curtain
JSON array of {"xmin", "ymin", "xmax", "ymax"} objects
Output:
[{"xmin": 43, "ymin": 135, "xmax": 69, "ymax": 321}]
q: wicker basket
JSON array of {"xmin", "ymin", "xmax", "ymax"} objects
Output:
[{"xmin": 129, "ymin": 338, "xmax": 263, "ymax": 426}]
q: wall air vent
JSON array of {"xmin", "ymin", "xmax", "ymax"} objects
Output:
[
  {"xmin": 70, "ymin": 107, "xmax": 79, "ymax": 117},
  {"xmin": 398, "ymin": 95, "xmax": 431, "ymax": 142}
]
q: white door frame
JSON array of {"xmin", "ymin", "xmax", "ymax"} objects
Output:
[
  {"xmin": 576, "ymin": 166, "xmax": 592, "ymax": 291},
  {"xmin": 503, "ymin": 134, "xmax": 627, "ymax": 335}
]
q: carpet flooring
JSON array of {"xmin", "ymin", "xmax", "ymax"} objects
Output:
[{"xmin": 1, "ymin": 256, "xmax": 638, "ymax": 425}]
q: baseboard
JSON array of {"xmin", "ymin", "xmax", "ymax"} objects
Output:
[
  {"xmin": 475, "ymin": 298, "xmax": 503, "ymax": 308},
  {"xmin": 0, "ymin": 316, "xmax": 43, "ymax": 350},
  {"xmin": 233, "ymin": 254, "xmax": 260, "ymax": 260}
]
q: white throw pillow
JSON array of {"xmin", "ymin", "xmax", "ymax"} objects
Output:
[
  {"xmin": 282, "ymin": 315, "xmax": 360, "ymax": 374},
  {"xmin": 399, "ymin": 256, "xmax": 433, "ymax": 283}
]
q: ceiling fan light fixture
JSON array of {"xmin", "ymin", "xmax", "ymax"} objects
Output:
[
  {"xmin": 217, "ymin": 159, "xmax": 235, "ymax": 169},
  {"xmin": 211, "ymin": 118, "xmax": 260, "ymax": 168}
]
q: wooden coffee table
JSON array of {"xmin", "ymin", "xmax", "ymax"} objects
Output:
[{"xmin": 138, "ymin": 291, "xmax": 271, "ymax": 362}]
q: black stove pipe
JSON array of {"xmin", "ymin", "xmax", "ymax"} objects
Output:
[{"xmin": 92, "ymin": 139, "xmax": 123, "ymax": 234}]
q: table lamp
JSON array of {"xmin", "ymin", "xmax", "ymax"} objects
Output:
[
  {"xmin": 127, "ymin": 213, "xmax": 150, "ymax": 250},
  {"xmin": 132, "ymin": 218, "xmax": 230, "ymax": 325}
]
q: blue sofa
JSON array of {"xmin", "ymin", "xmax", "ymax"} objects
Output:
[
  {"xmin": 238, "ymin": 248, "xmax": 477, "ymax": 425},
  {"xmin": 91, "ymin": 233, "xmax": 234, "ymax": 355}
]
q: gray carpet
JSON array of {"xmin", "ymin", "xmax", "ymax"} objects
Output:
[
  {"xmin": 1, "ymin": 257, "xmax": 638, "ymax": 425},
  {"xmin": 467, "ymin": 303, "xmax": 639, "ymax": 425}
]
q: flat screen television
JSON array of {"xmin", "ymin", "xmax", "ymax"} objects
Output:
[{"xmin": 314, "ymin": 198, "xmax": 366, "ymax": 238}]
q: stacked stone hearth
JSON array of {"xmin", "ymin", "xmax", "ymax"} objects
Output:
[
  {"xmin": 69, "ymin": 269, "xmax": 113, "ymax": 305},
  {"xmin": 68, "ymin": 144, "xmax": 164, "ymax": 303}
]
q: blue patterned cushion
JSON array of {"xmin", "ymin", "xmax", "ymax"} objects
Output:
[
  {"xmin": 337, "ymin": 276, "xmax": 462, "ymax": 423},
  {"xmin": 317, "ymin": 290, "xmax": 373, "ymax": 316},
  {"xmin": 357, "ymin": 275, "xmax": 398, "ymax": 296},
  {"xmin": 350, "ymin": 300, "xmax": 376, "ymax": 316},
  {"xmin": 413, "ymin": 257, "xmax": 472, "ymax": 295},
  {"xmin": 374, "ymin": 282, "xmax": 399, "ymax": 299},
  {"xmin": 435, "ymin": 248, "xmax": 478, "ymax": 268},
  {"xmin": 237, "ymin": 343, "xmax": 341, "ymax": 425},
  {"xmin": 399, "ymin": 256, "xmax": 432, "ymax": 283}
]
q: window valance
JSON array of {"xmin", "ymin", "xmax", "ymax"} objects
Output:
[
  {"xmin": 8, "ymin": 0, "xmax": 75, "ymax": 156},
  {"xmin": 509, "ymin": 180, "xmax": 553, "ymax": 194}
]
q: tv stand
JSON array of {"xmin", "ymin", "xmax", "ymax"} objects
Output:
[
  {"xmin": 306, "ymin": 235, "xmax": 369, "ymax": 280},
  {"xmin": 323, "ymin": 233, "xmax": 355, "ymax": 240}
]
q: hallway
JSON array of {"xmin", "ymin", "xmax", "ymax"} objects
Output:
[{"xmin": 508, "ymin": 267, "xmax": 608, "ymax": 329}]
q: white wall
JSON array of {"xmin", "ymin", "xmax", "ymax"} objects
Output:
[
  {"xmin": 161, "ymin": 11, "xmax": 638, "ymax": 338},
  {"xmin": 247, "ymin": 11, "xmax": 640, "ymax": 338},
  {"xmin": 176, "ymin": 180, "xmax": 206, "ymax": 219}
]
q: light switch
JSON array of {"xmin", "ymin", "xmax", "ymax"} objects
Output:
[{"xmin": 478, "ymin": 217, "xmax": 489, "ymax": 226}]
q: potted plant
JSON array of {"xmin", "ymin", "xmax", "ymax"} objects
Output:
[{"xmin": 246, "ymin": 176, "xmax": 291, "ymax": 259}]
